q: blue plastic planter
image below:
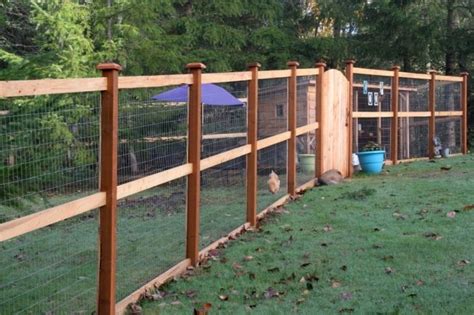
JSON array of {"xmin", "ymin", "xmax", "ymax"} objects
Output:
[{"xmin": 357, "ymin": 150, "xmax": 385, "ymax": 174}]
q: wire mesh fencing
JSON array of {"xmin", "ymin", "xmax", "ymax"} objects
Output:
[{"xmin": 0, "ymin": 92, "xmax": 101, "ymax": 313}]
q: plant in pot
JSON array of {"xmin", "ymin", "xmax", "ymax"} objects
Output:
[{"xmin": 357, "ymin": 141, "xmax": 385, "ymax": 174}]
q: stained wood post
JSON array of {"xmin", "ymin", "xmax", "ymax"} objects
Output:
[
  {"xmin": 246, "ymin": 63, "xmax": 260, "ymax": 227},
  {"xmin": 428, "ymin": 70, "xmax": 437, "ymax": 159},
  {"xmin": 287, "ymin": 61, "xmax": 299, "ymax": 195},
  {"xmin": 345, "ymin": 60, "xmax": 355, "ymax": 177},
  {"xmin": 97, "ymin": 63, "xmax": 121, "ymax": 315},
  {"xmin": 461, "ymin": 72, "xmax": 469, "ymax": 154},
  {"xmin": 315, "ymin": 62, "xmax": 326, "ymax": 178},
  {"xmin": 186, "ymin": 63, "xmax": 205, "ymax": 266},
  {"xmin": 391, "ymin": 66, "xmax": 400, "ymax": 164}
]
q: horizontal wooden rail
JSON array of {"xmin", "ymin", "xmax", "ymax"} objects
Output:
[
  {"xmin": 201, "ymin": 144, "xmax": 251, "ymax": 171},
  {"xmin": 202, "ymin": 72, "xmax": 251, "ymax": 84},
  {"xmin": 398, "ymin": 71, "xmax": 431, "ymax": 80},
  {"xmin": 117, "ymin": 163, "xmax": 193, "ymax": 200},
  {"xmin": 353, "ymin": 111, "xmax": 462, "ymax": 118},
  {"xmin": 0, "ymin": 78, "xmax": 107, "ymax": 97},
  {"xmin": 353, "ymin": 67, "xmax": 393, "ymax": 77},
  {"xmin": 118, "ymin": 74, "xmax": 192, "ymax": 89},
  {"xmin": 353, "ymin": 112, "xmax": 394, "ymax": 118},
  {"xmin": 435, "ymin": 111, "xmax": 463, "ymax": 117},
  {"xmin": 435, "ymin": 75, "xmax": 463, "ymax": 82},
  {"xmin": 256, "ymin": 131, "xmax": 291, "ymax": 150},
  {"xmin": 296, "ymin": 68, "xmax": 319, "ymax": 77},
  {"xmin": 115, "ymin": 258, "xmax": 191, "ymax": 315},
  {"xmin": 0, "ymin": 192, "xmax": 106, "ymax": 242},
  {"xmin": 295, "ymin": 122, "xmax": 319, "ymax": 136},
  {"xmin": 259, "ymin": 69, "xmax": 291, "ymax": 80}
]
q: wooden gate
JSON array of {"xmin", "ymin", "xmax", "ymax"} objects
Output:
[{"xmin": 319, "ymin": 69, "xmax": 350, "ymax": 177}]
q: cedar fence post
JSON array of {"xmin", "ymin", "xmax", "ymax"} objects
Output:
[
  {"xmin": 287, "ymin": 61, "xmax": 299, "ymax": 195},
  {"xmin": 461, "ymin": 72, "xmax": 469, "ymax": 154},
  {"xmin": 345, "ymin": 60, "xmax": 355, "ymax": 177},
  {"xmin": 97, "ymin": 63, "xmax": 121, "ymax": 315},
  {"xmin": 391, "ymin": 66, "xmax": 400, "ymax": 164},
  {"xmin": 315, "ymin": 62, "xmax": 326, "ymax": 178},
  {"xmin": 186, "ymin": 63, "xmax": 205, "ymax": 266},
  {"xmin": 246, "ymin": 63, "xmax": 260, "ymax": 227},
  {"xmin": 428, "ymin": 70, "xmax": 437, "ymax": 159}
]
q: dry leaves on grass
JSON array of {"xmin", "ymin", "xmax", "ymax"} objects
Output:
[
  {"xmin": 463, "ymin": 204, "xmax": 474, "ymax": 211},
  {"xmin": 385, "ymin": 267, "xmax": 394, "ymax": 274},
  {"xmin": 129, "ymin": 303, "xmax": 143, "ymax": 315},
  {"xmin": 194, "ymin": 302, "xmax": 212, "ymax": 315},
  {"xmin": 340, "ymin": 292, "xmax": 353, "ymax": 301},
  {"xmin": 323, "ymin": 224, "xmax": 333, "ymax": 232},
  {"xmin": 218, "ymin": 294, "xmax": 229, "ymax": 301},
  {"xmin": 423, "ymin": 232, "xmax": 443, "ymax": 240},
  {"xmin": 446, "ymin": 211, "xmax": 456, "ymax": 218},
  {"xmin": 331, "ymin": 279, "xmax": 342, "ymax": 288},
  {"xmin": 457, "ymin": 259, "xmax": 471, "ymax": 267}
]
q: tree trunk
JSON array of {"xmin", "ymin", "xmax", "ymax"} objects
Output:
[{"xmin": 445, "ymin": 0, "xmax": 455, "ymax": 75}]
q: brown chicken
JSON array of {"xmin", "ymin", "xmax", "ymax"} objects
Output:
[{"xmin": 267, "ymin": 170, "xmax": 280, "ymax": 194}]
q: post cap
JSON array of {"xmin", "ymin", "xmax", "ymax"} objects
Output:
[
  {"xmin": 287, "ymin": 61, "xmax": 300, "ymax": 67},
  {"xmin": 345, "ymin": 59, "xmax": 356, "ymax": 65},
  {"xmin": 247, "ymin": 62, "xmax": 262, "ymax": 69},
  {"xmin": 428, "ymin": 69, "xmax": 438, "ymax": 75},
  {"xmin": 460, "ymin": 72, "xmax": 469, "ymax": 77},
  {"xmin": 186, "ymin": 63, "xmax": 206, "ymax": 70},
  {"xmin": 392, "ymin": 65, "xmax": 401, "ymax": 71},
  {"xmin": 96, "ymin": 63, "xmax": 122, "ymax": 71},
  {"xmin": 315, "ymin": 62, "xmax": 327, "ymax": 68}
]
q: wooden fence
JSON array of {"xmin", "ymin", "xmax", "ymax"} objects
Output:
[{"xmin": 0, "ymin": 61, "xmax": 467, "ymax": 314}]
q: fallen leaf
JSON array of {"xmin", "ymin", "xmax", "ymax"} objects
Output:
[
  {"xmin": 331, "ymin": 280, "xmax": 341, "ymax": 288},
  {"xmin": 299, "ymin": 277, "xmax": 306, "ymax": 283},
  {"xmin": 129, "ymin": 303, "xmax": 142, "ymax": 315},
  {"xmin": 463, "ymin": 204, "xmax": 474, "ymax": 211},
  {"xmin": 340, "ymin": 292, "xmax": 353, "ymax": 301},
  {"xmin": 385, "ymin": 267, "xmax": 394, "ymax": 274},
  {"xmin": 302, "ymin": 289, "xmax": 310, "ymax": 296},
  {"xmin": 232, "ymin": 262, "xmax": 243, "ymax": 270},
  {"xmin": 338, "ymin": 308, "xmax": 354, "ymax": 313},
  {"xmin": 393, "ymin": 211, "xmax": 407, "ymax": 220},
  {"xmin": 171, "ymin": 300, "xmax": 182, "ymax": 305},
  {"xmin": 218, "ymin": 295, "xmax": 229, "ymax": 301},
  {"xmin": 296, "ymin": 298, "xmax": 305, "ymax": 304},
  {"xmin": 263, "ymin": 287, "xmax": 279, "ymax": 299},
  {"xmin": 323, "ymin": 224, "xmax": 333, "ymax": 232},
  {"xmin": 423, "ymin": 232, "xmax": 442, "ymax": 240},
  {"xmin": 416, "ymin": 279, "xmax": 424, "ymax": 286},
  {"xmin": 194, "ymin": 302, "xmax": 212, "ymax": 315},
  {"xmin": 447, "ymin": 211, "xmax": 456, "ymax": 218},
  {"xmin": 457, "ymin": 259, "xmax": 471, "ymax": 267},
  {"xmin": 185, "ymin": 290, "xmax": 197, "ymax": 299},
  {"xmin": 243, "ymin": 255, "xmax": 254, "ymax": 261}
]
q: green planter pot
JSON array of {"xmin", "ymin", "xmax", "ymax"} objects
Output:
[{"xmin": 299, "ymin": 154, "xmax": 315, "ymax": 173}]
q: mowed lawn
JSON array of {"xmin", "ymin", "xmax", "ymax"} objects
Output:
[{"xmin": 140, "ymin": 155, "xmax": 474, "ymax": 314}]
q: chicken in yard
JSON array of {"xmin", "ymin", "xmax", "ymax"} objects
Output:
[{"xmin": 267, "ymin": 170, "xmax": 280, "ymax": 194}]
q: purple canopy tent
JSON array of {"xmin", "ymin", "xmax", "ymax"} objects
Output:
[{"xmin": 152, "ymin": 83, "xmax": 244, "ymax": 106}]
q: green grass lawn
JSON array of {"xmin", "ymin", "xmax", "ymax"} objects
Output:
[{"xmin": 140, "ymin": 155, "xmax": 474, "ymax": 314}]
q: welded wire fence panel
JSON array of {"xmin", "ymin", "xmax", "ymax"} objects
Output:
[
  {"xmin": 399, "ymin": 79, "xmax": 429, "ymax": 112},
  {"xmin": 258, "ymin": 79, "xmax": 288, "ymax": 140},
  {"xmin": 435, "ymin": 81, "xmax": 461, "ymax": 111},
  {"xmin": 435, "ymin": 117, "xmax": 462, "ymax": 154},
  {"xmin": 296, "ymin": 76, "xmax": 316, "ymax": 128},
  {"xmin": 0, "ymin": 93, "xmax": 100, "ymax": 221},
  {"xmin": 200, "ymin": 157, "xmax": 246, "ymax": 248},
  {"xmin": 353, "ymin": 75, "xmax": 392, "ymax": 112},
  {"xmin": 116, "ymin": 178, "xmax": 186, "ymax": 301},
  {"xmin": 353, "ymin": 118, "xmax": 391, "ymax": 156},
  {"xmin": 398, "ymin": 117, "xmax": 429, "ymax": 160},
  {"xmin": 297, "ymin": 133, "xmax": 315, "ymax": 187},
  {"xmin": 118, "ymin": 88, "xmax": 187, "ymax": 185},
  {"xmin": 0, "ymin": 92, "xmax": 100, "ymax": 313},
  {"xmin": 0, "ymin": 210, "xmax": 99, "ymax": 314},
  {"xmin": 201, "ymin": 82, "xmax": 247, "ymax": 158},
  {"xmin": 257, "ymin": 142, "xmax": 288, "ymax": 211}
]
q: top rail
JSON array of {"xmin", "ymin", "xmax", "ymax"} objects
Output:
[
  {"xmin": 0, "ymin": 67, "xmax": 462, "ymax": 98},
  {"xmin": 0, "ymin": 77, "xmax": 107, "ymax": 98}
]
